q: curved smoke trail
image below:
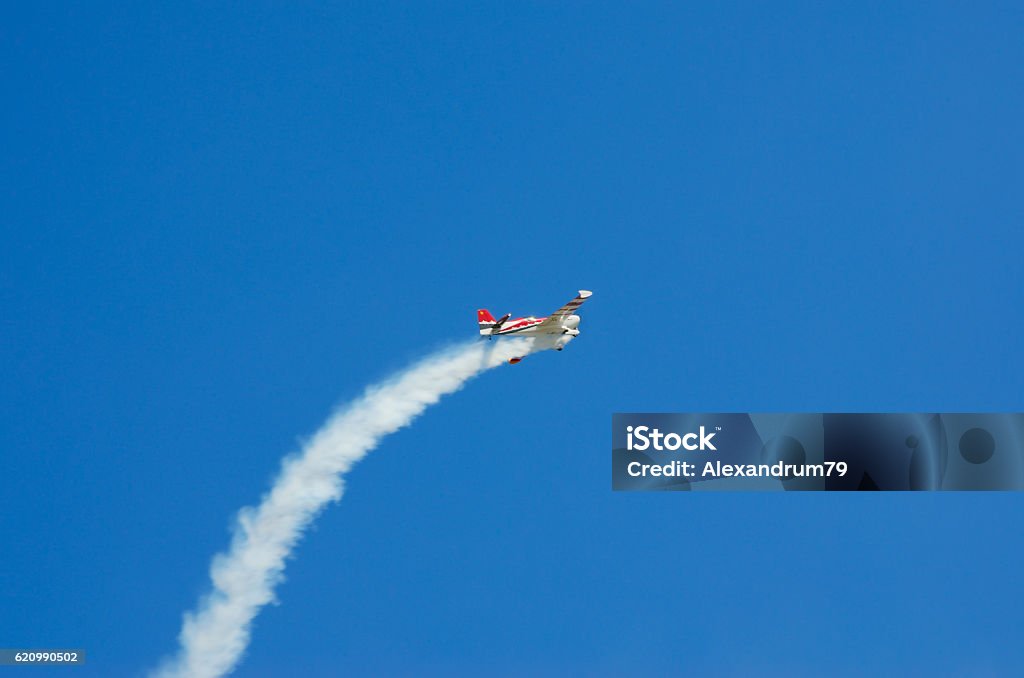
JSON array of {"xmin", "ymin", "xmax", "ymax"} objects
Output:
[{"xmin": 152, "ymin": 337, "xmax": 535, "ymax": 678}]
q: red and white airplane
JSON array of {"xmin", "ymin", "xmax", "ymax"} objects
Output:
[{"xmin": 478, "ymin": 290, "xmax": 592, "ymax": 364}]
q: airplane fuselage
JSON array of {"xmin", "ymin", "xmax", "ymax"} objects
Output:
[{"xmin": 487, "ymin": 314, "xmax": 581, "ymax": 336}]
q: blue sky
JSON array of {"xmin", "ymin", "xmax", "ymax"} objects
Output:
[{"xmin": 2, "ymin": 2, "xmax": 1023, "ymax": 676}]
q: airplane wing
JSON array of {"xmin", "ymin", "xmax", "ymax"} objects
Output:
[{"xmin": 538, "ymin": 290, "xmax": 592, "ymax": 328}]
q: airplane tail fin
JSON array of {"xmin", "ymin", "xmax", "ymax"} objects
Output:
[
  {"xmin": 478, "ymin": 309, "xmax": 512, "ymax": 335},
  {"xmin": 478, "ymin": 309, "xmax": 497, "ymax": 335}
]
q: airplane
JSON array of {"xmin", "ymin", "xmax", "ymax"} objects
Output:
[{"xmin": 477, "ymin": 290, "xmax": 592, "ymax": 364}]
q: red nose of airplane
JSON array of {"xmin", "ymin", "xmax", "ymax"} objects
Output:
[{"xmin": 508, "ymin": 357, "xmax": 522, "ymax": 365}]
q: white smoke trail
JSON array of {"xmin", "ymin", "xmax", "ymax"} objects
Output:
[{"xmin": 153, "ymin": 337, "xmax": 536, "ymax": 678}]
